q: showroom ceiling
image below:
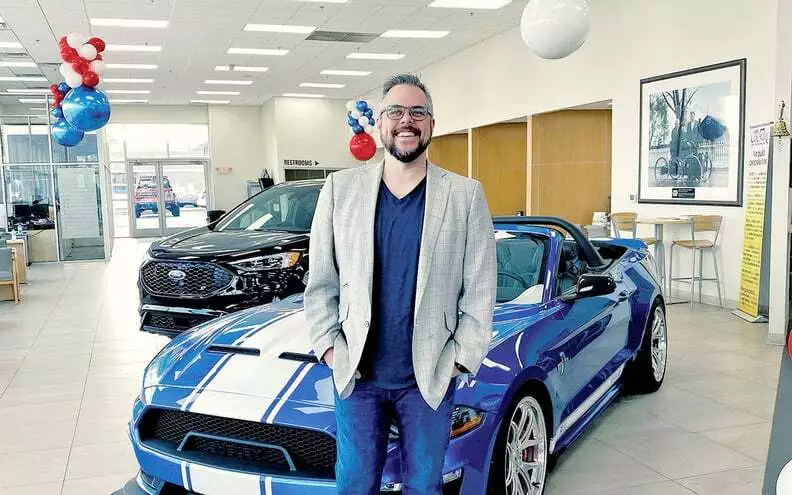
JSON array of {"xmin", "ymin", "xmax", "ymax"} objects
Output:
[{"xmin": 0, "ymin": 0, "xmax": 524, "ymax": 109}]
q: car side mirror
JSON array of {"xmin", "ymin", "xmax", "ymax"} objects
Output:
[
  {"xmin": 206, "ymin": 209, "xmax": 226, "ymax": 224},
  {"xmin": 575, "ymin": 273, "xmax": 616, "ymax": 299}
]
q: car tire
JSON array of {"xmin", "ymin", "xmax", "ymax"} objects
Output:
[
  {"xmin": 625, "ymin": 301, "xmax": 667, "ymax": 394},
  {"xmin": 488, "ymin": 393, "xmax": 550, "ymax": 495}
]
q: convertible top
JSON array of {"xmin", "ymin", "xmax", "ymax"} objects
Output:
[{"xmin": 493, "ymin": 216, "xmax": 607, "ymax": 269}]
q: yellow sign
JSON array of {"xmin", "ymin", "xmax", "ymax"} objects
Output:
[{"xmin": 736, "ymin": 123, "xmax": 771, "ymax": 318}]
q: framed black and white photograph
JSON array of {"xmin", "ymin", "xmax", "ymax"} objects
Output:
[{"xmin": 638, "ymin": 59, "xmax": 746, "ymax": 206}]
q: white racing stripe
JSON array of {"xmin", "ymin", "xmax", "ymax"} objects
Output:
[
  {"xmin": 265, "ymin": 362, "xmax": 315, "ymax": 424},
  {"xmin": 189, "ymin": 462, "xmax": 262, "ymax": 495},
  {"xmin": 180, "ymin": 461, "xmax": 191, "ymax": 491}
]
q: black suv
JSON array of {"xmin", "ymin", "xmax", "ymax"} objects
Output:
[{"xmin": 138, "ymin": 179, "xmax": 323, "ymax": 337}]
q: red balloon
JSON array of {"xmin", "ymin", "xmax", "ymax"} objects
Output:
[
  {"xmin": 49, "ymin": 84, "xmax": 59, "ymax": 96},
  {"xmin": 61, "ymin": 49, "xmax": 79, "ymax": 63},
  {"xmin": 349, "ymin": 133, "xmax": 377, "ymax": 161},
  {"xmin": 58, "ymin": 36, "xmax": 68, "ymax": 47},
  {"xmin": 94, "ymin": 53, "xmax": 103, "ymax": 61},
  {"xmin": 87, "ymin": 37, "xmax": 106, "ymax": 53},
  {"xmin": 72, "ymin": 60, "xmax": 89, "ymax": 75},
  {"xmin": 82, "ymin": 71, "xmax": 99, "ymax": 88}
]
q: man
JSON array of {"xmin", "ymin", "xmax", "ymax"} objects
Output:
[{"xmin": 304, "ymin": 73, "xmax": 496, "ymax": 494}]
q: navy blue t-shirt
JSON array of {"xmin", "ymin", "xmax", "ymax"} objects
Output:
[{"xmin": 359, "ymin": 178, "xmax": 426, "ymax": 388}]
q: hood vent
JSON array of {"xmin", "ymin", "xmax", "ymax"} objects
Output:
[{"xmin": 306, "ymin": 30, "xmax": 380, "ymax": 43}]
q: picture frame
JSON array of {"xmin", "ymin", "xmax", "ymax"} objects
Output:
[{"xmin": 638, "ymin": 59, "xmax": 746, "ymax": 206}]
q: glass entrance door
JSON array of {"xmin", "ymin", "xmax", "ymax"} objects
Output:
[{"xmin": 129, "ymin": 160, "xmax": 208, "ymax": 238}]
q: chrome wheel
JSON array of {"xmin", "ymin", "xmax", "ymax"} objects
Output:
[
  {"xmin": 504, "ymin": 396, "xmax": 547, "ymax": 495},
  {"xmin": 651, "ymin": 307, "xmax": 668, "ymax": 382}
]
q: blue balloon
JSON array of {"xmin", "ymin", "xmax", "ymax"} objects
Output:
[
  {"xmin": 356, "ymin": 101, "xmax": 368, "ymax": 112},
  {"xmin": 364, "ymin": 108, "xmax": 373, "ymax": 118},
  {"xmin": 51, "ymin": 117, "xmax": 84, "ymax": 147},
  {"xmin": 368, "ymin": 118, "xmax": 375, "ymax": 126},
  {"xmin": 347, "ymin": 115, "xmax": 359, "ymax": 127},
  {"xmin": 50, "ymin": 107, "xmax": 64, "ymax": 119},
  {"xmin": 61, "ymin": 86, "xmax": 111, "ymax": 132},
  {"xmin": 353, "ymin": 124, "xmax": 364, "ymax": 134},
  {"xmin": 57, "ymin": 82, "xmax": 70, "ymax": 94}
]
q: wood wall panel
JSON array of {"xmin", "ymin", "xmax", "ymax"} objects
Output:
[
  {"xmin": 428, "ymin": 133, "xmax": 468, "ymax": 177},
  {"xmin": 472, "ymin": 122, "xmax": 527, "ymax": 216},
  {"xmin": 530, "ymin": 110, "xmax": 612, "ymax": 226}
]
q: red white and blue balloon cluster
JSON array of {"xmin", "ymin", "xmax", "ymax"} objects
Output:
[
  {"xmin": 49, "ymin": 33, "xmax": 112, "ymax": 147},
  {"xmin": 345, "ymin": 99, "xmax": 376, "ymax": 161}
]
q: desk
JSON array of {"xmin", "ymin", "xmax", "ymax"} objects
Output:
[
  {"xmin": 637, "ymin": 217, "xmax": 693, "ymax": 303},
  {"xmin": 0, "ymin": 251, "xmax": 19, "ymax": 302},
  {"xmin": 6, "ymin": 239, "xmax": 27, "ymax": 283},
  {"xmin": 27, "ymin": 229, "xmax": 57, "ymax": 262}
]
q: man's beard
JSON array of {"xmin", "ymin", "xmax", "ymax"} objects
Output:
[{"xmin": 382, "ymin": 126, "xmax": 432, "ymax": 164}]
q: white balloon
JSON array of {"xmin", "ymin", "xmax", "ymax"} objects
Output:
[
  {"xmin": 365, "ymin": 125, "xmax": 376, "ymax": 134},
  {"xmin": 358, "ymin": 116, "xmax": 369, "ymax": 127},
  {"xmin": 59, "ymin": 63, "xmax": 70, "ymax": 77},
  {"xmin": 346, "ymin": 100, "xmax": 356, "ymax": 112},
  {"xmin": 520, "ymin": 0, "xmax": 591, "ymax": 60},
  {"xmin": 66, "ymin": 32, "xmax": 84, "ymax": 49},
  {"xmin": 78, "ymin": 43, "xmax": 97, "ymax": 61},
  {"xmin": 351, "ymin": 109, "xmax": 361, "ymax": 119},
  {"xmin": 65, "ymin": 72, "xmax": 83, "ymax": 88},
  {"xmin": 90, "ymin": 60, "xmax": 105, "ymax": 75}
]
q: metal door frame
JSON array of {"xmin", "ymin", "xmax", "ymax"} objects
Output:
[{"xmin": 127, "ymin": 159, "xmax": 210, "ymax": 238}]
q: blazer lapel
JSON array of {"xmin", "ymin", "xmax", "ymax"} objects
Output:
[
  {"xmin": 415, "ymin": 163, "xmax": 450, "ymax": 309},
  {"xmin": 360, "ymin": 161, "xmax": 384, "ymax": 303}
]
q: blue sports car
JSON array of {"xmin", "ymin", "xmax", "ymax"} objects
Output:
[{"xmin": 121, "ymin": 217, "xmax": 668, "ymax": 495}]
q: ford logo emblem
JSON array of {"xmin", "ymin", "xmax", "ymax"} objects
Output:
[{"xmin": 168, "ymin": 269, "xmax": 186, "ymax": 282}]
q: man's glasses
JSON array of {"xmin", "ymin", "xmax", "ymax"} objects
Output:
[{"xmin": 380, "ymin": 105, "xmax": 432, "ymax": 121}]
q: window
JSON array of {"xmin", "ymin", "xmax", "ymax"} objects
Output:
[
  {"xmin": 495, "ymin": 231, "xmax": 550, "ymax": 304},
  {"xmin": 216, "ymin": 181, "xmax": 322, "ymax": 233}
]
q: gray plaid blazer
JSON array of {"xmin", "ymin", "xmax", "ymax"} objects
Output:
[{"xmin": 304, "ymin": 161, "xmax": 497, "ymax": 410}]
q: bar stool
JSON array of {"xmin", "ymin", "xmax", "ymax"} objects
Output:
[
  {"xmin": 669, "ymin": 215, "xmax": 723, "ymax": 308},
  {"xmin": 611, "ymin": 212, "xmax": 659, "ymax": 248}
]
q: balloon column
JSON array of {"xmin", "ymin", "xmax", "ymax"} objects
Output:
[
  {"xmin": 49, "ymin": 33, "xmax": 112, "ymax": 147},
  {"xmin": 346, "ymin": 99, "xmax": 377, "ymax": 161}
]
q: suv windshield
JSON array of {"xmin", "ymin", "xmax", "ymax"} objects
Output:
[{"xmin": 215, "ymin": 181, "xmax": 322, "ymax": 233}]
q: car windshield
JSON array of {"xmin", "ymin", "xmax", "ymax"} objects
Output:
[
  {"xmin": 495, "ymin": 231, "xmax": 549, "ymax": 304},
  {"xmin": 215, "ymin": 181, "xmax": 322, "ymax": 233}
]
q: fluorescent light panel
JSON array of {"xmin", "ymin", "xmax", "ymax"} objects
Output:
[
  {"xmin": 6, "ymin": 88, "xmax": 49, "ymax": 94},
  {"xmin": 346, "ymin": 52, "xmax": 405, "ymax": 60},
  {"xmin": 381, "ymin": 30, "xmax": 449, "ymax": 38},
  {"xmin": 105, "ymin": 63, "xmax": 158, "ymax": 70},
  {"xmin": 228, "ymin": 47, "xmax": 289, "ymax": 56},
  {"xmin": 283, "ymin": 92, "xmax": 324, "ymax": 98},
  {"xmin": 300, "ymin": 82, "xmax": 345, "ymax": 89},
  {"xmin": 244, "ymin": 24, "xmax": 315, "ymax": 34},
  {"xmin": 18, "ymin": 98, "xmax": 46, "ymax": 103},
  {"xmin": 191, "ymin": 99, "xmax": 230, "ymax": 104},
  {"xmin": 110, "ymin": 99, "xmax": 149, "ymax": 103},
  {"xmin": 102, "ymin": 78, "xmax": 154, "ymax": 83},
  {"xmin": 215, "ymin": 65, "xmax": 269, "ymax": 73},
  {"xmin": 90, "ymin": 18, "xmax": 168, "ymax": 28},
  {"xmin": 104, "ymin": 44, "xmax": 162, "ymax": 52},
  {"xmin": 204, "ymin": 79, "xmax": 253, "ymax": 86},
  {"xmin": 320, "ymin": 69, "xmax": 371, "ymax": 77},
  {"xmin": 292, "ymin": 0, "xmax": 347, "ymax": 2},
  {"xmin": 0, "ymin": 61, "xmax": 36, "ymax": 68},
  {"xmin": 196, "ymin": 90, "xmax": 240, "ymax": 95},
  {"xmin": 105, "ymin": 89, "xmax": 151, "ymax": 94},
  {"xmin": 428, "ymin": 0, "xmax": 511, "ymax": 8},
  {"xmin": 0, "ymin": 42, "xmax": 23, "ymax": 49},
  {"xmin": 0, "ymin": 76, "xmax": 47, "ymax": 82}
]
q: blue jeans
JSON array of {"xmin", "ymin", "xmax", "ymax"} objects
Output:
[{"xmin": 334, "ymin": 380, "xmax": 456, "ymax": 494}]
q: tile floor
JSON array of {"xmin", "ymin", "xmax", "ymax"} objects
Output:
[{"xmin": 0, "ymin": 238, "xmax": 782, "ymax": 495}]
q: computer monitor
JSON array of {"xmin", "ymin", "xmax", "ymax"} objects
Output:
[
  {"xmin": 31, "ymin": 203, "xmax": 49, "ymax": 218},
  {"xmin": 12, "ymin": 204, "xmax": 32, "ymax": 219}
]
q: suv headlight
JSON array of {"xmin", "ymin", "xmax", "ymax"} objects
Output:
[{"xmin": 230, "ymin": 252, "xmax": 301, "ymax": 272}]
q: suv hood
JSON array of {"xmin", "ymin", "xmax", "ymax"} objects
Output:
[{"xmin": 150, "ymin": 227, "xmax": 309, "ymax": 261}]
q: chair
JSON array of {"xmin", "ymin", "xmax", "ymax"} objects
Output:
[
  {"xmin": 610, "ymin": 212, "xmax": 658, "ymax": 247},
  {"xmin": 0, "ymin": 247, "xmax": 20, "ymax": 304},
  {"xmin": 669, "ymin": 215, "xmax": 723, "ymax": 308}
]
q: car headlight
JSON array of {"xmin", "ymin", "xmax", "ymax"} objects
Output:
[
  {"xmin": 388, "ymin": 406, "xmax": 484, "ymax": 441},
  {"xmin": 230, "ymin": 252, "xmax": 301, "ymax": 272}
]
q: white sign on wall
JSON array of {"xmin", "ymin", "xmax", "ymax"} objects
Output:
[
  {"xmin": 57, "ymin": 167, "xmax": 100, "ymax": 239},
  {"xmin": 283, "ymin": 159, "xmax": 320, "ymax": 167}
]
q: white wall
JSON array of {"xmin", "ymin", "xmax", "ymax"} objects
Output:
[
  {"xmin": 260, "ymin": 100, "xmax": 280, "ymax": 182},
  {"xmin": 109, "ymin": 105, "xmax": 208, "ymax": 124},
  {"xmin": 406, "ymin": 0, "xmax": 778, "ymax": 308}
]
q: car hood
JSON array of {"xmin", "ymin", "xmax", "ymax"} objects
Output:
[{"xmin": 149, "ymin": 228, "xmax": 309, "ymax": 261}]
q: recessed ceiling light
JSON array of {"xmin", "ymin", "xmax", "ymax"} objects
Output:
[
  {"xmin": 104, "ymin": 44, "xmax": 162, "ymax": 52},
  {"xmin": 215, "ymin": 65, "xmax": 270, "ymax": 73},
  {"xmin": 196, "ymin": 90, "xmax": 240, "ymax": 95},
  {"xmin": 104, "ymin": 63, "xmax": 158, "ymax": 70},
  {"xmin": 0, "ymin": 61, "xmax": 36, "ymax": 68},
  {"xmin": 428, "ymin": 0, "xmax": 511, "ymax": 8},
  {"xmin": 320, "ymin": 69, "xmax": 372, "ymax": 77},
  {"xmin": 191, "ymin": 99, "xmax": 230, "ymax": 104},
  {"xmin": 244, "ymin": 24, "xmax": 316, "ymax": 34},
  {"xmin": 110, "ymin": 99, "xmax": 149, "ymax": 103},
  {"xmin": 283, "ymin": 93, "xmax": 324, "ymax": 98},
  {"xmin": 0, "ymin": 42, "xmax": 23, "ymax": 49},
  {"xmin": 300, "ymin": 82, "xmax": 345, "ymax": 89},
  {"xmin": 102, "ymin": 78, "xmax": 154, "ymax": 83},
  {"xmin": 346, "ymin": 52, "xmax": 405, "ymax": 60},
  {"xmin": 228, "ymin": 47, "xmax": 289, "ymax": 56},
  {"xmin": 90, "ymin": 18, "xmax": 169, "ymax": 28},
  {"xmin": 18, "ymin": 98, "xmax": 46, "ymax": 103},
  {"xmin": 204, "ymin": 79, "xmax": 253, "ymax": 86},
  {"xmin": 381, "ymin": 30, "xmax": 450, "ymax": 38},
  {"xmin": 5, "ymin": 88, "xmax": 49, "ymax": 94},
  {"xmin": 104, "ymin": 89, "xmax": 152, "ymax": 94},
  {"xmin": 0, "ymin": 76, "xmax": 47, "ymax": 82}
]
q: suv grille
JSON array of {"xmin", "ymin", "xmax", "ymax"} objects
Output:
[
  {"xmin": 145, "ymin": 312, "xmax": 215, "ymax": 332},
  {"xmin": 141, "ymin": 261, "xmax": 233, "ymax": 298},
  {"xmin": 139, "ymin": 409, "xmax": 336, "ymax": 479}
]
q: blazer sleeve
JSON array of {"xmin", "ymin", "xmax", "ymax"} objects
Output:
[
  {"xmin": 453, "ymin": 181, "xmax": 497, "ymax": 376},
  {"xmin": 304, "ymin": 173, "xmax": 341, "ymax": 363}
]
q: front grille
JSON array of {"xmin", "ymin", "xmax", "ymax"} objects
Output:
[
  {"xmin": 145, "ymin": 312, "xmax": 215, "ymax": 332},
  {"xmin": 139, "ymin": 408, "xmax": 337, "ymax": 479},
  {"xmin": 141, "ymin": 261, "xmax": 234, "ymax": 298}
]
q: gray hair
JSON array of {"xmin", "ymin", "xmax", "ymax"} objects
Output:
[{"xmin": 381, "ymin": 73, "xmax": 434, "ymax": 115}]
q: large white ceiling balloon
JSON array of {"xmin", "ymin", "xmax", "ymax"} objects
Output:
[{"xmin": 520, "ymin": 0, "xmax": 591, "ymax": 60}]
